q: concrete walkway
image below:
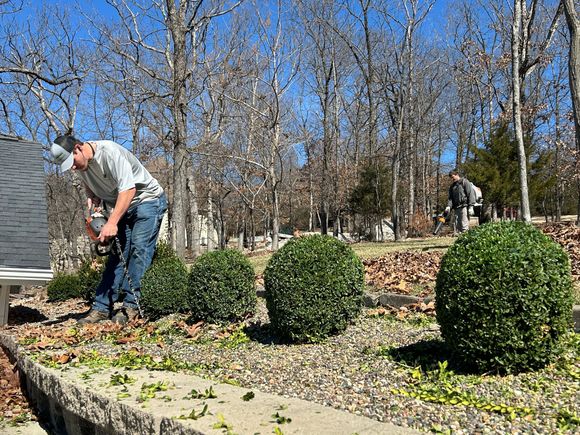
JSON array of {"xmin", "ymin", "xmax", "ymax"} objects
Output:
[
  {"xmin": 0, "ymin": 421, "xmax": 49, "ymax": 434},
  {"xmin": 0, "ymin": 333, "xmax": 417, "ymax": 435}
]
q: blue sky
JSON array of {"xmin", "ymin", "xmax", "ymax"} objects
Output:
[
  {"xmin": 6, "ymin": 0, "xmax": 570, "ymax": 170},
  {"xmin": 25, "ymin": 0, "xmax": 453, "ymax": 33}
]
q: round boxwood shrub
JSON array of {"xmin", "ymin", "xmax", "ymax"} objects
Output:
[
  {"xmin": 140, "ymin": 247, "xmax": 189, "ymax": 320},
  {"xmin": 435, "ymin": 221, "xmax": 573, "ymax": 373},
  {"xmin": 264, "ymin": 234, "xmax": 364, "ymax": 343},
  {"xmin": 47, "ymin": 273, "xmax": 83, "ymax": 302},
  {"xmin": 188, "ymin": 249, "xmax": 256, "ymax": 324},
  {"xmin": 152, "ymin": 240, "xmax": 178, "ymax": 262},
  {"xmin": 77, "ymin": 257, "xmax": 105, "ymax": 302}
]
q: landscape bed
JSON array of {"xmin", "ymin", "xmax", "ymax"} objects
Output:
[
  {"xmin": 3, "ymin": 296, "xmax": 579, "ymax": 434},
  {"xmin": 1, "ymin": 222, "xmax": 579, "ymax": 432}
]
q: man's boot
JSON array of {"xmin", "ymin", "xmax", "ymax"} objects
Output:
[
  {"xmin": 77, "ymin": 309, "xmax": 109, "ymax": 325},
  {"xmin": 112, "ymin": 307, "xmax": 140, "ymax": 324}
]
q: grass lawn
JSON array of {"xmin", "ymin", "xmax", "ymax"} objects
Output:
[
  {"xmin": 248, "ymin": 236, "xmax": 455, "ymax": 275},
  {"xmin": 247, "ymin": 236, "xmax": 580, "ymax": 305}
]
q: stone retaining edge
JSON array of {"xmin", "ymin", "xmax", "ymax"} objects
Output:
[
  {"xmin": 0, "ymin": 333, "xmax": 202, "ymax": 435},
  {"xmin": 0, "ymin": 331, "xmax": 417, "ymax": 435}
]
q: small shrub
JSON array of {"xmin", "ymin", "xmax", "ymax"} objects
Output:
[
  {"xmin": 264, "ymin": 234, "xmax": 364, "ymax": 343},
  {"xmin": 152, "ymin": 240, "xmax": 178, "ymax": 262},
  {"xmin": 407, "ymin": 211, "xmax": 434, "ymax": 238},
  {"xmin": 141, "ymin": 249, "xmax": 189, "ymax": 320},
  {"xmin": 77, "ymin": 257, "xmax": 105, "ymax": 302},
  {"xmin": 47, "ymin": 273, "xmax": 83, "ymax": 302},
  {"xmin": 435, "ymin": 221, "xmax": 573, "ymax": 373},
  {"xmin": 188, "ymin": 249, "xmax": 256, "ymax": 324}
]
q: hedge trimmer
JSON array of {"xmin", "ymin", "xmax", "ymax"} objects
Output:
[{"xmin": 85, "ymin": 211, "xmax": 143, "ymax": 318}]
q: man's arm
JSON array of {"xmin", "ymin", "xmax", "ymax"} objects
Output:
[
  {"xmin": 98, "ymin": 188, "xmax": 136, "ymax": 242},
  {"xmin": 446, "ymin": 186, "xmax": 453, "ymax": 212},
  {"xmin": 464, "ymin": 179, "xmax": 475, "ymax": 205},
  {"xmin": 85, "ymin": 185, "xmax": 101, "ymax": 211}
]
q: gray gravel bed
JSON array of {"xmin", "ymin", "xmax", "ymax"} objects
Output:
[{"xmin": 74, "ymin": 299, "xmax": 580, "ymax": 434}]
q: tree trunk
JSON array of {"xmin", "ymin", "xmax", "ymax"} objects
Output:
[
  {"xmin": 391, "ymin": 134, "xmax": 402, "ymax": 241},
  {"xmin": 320, "ymin": 76, "xmax": 331, "ymax": 235},
  {"xmin": 238, "ymin": 210, "xmax": 245, "ymax": 251},
  {"xmin": 554, "ymin": 81, "xmax": 563, "ymax": 221},
  {"xmin": 250, "ymin": 206, "xmax": 256, "ymax": 251},
  {"xmin": 269, "ymin": 85, "xmax": 282, "ymax": 250},
  {"xmin": 186, "ymin": 168, "xmax": 201, "ymax": 257},
  {"xmin": 168, "ymin": 3, "xmax": 189, "ymax": 258},
  {"xmin": 362, "ymin": 4, "xmax": 377, "ymax": 157},
  {"xmin": 512, "ymin": 0, "xmax": 532, "ymax": 222},
  {"xmin": 207, "ymin": 184, "xmax": 215, "ymax": 251},
  {"xmin": 392, "ymin": 90, "xmax": 405, "ymax": 241},
  {"xmin": 217, "ymin": 198, "xmax": 227, "ymax": 250},
  {"xmin": 269, "ymin": 168, "xmax": 280, "ymax": 251},
  {"xmin": 309, "ymin": 157, "xmax": 314, "ymax": 232},
  {"xmin": 562, "ymin": 0, "xmax": 580, "ymax": 224},
  {"xmin": 333, "ymin": 61, "xmax": 341, "ymax": 236}
]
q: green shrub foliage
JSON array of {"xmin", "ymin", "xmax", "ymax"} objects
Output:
[
  {"xmin": 435, "ymin": 221, "xmax": 573, "ymax": 373},
  {"xmin": 264, "ymin": 235, "xmax": 364, "ymax": 343},
  {"xmin": 188, "ymin": 249, "xmax": 256, "ymax": 324},
  {"xmin": 77, "ymin": 257, "xmax": 105, "ymax": 302},
  {"xmin": 47, "ymin": 273, "xmax": 83, "ymax": 302},
  {"xmin": 152, "ymin": 240, "xmax": 178, "ymax": 262},
  {"xmin": 141, "ymin": 247, "xmax": 189, "ymax": 320}
]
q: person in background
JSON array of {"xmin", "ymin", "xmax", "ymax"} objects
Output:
[
  {"xmin": 50, "ymin": 135, "xmax": 167, "ymax": 325},
  {"xmin": 445, "ymin": 169, "xmax": 476, "ymax": 235}
]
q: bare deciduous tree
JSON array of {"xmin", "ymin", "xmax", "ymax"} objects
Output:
[
  {"xmin": 92, "ymin": 0, "xmax": 241, "ymax": 259},
  {"xmin": 0, "ymin": 5, "xmax": 92, "ymax": 268},
  {"xmin": 511, "ymin": 0, "xmax": 563, "ymax": 222},
  {"xmin": 561, "ymin": 0, "xmax": 580, "ymax": 222}
]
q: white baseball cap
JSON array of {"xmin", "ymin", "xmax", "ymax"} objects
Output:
[{"xmin": 50, "ymin": 135, "xmax": 79, "ymax": 171}]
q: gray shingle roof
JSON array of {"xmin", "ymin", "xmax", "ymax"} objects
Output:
[{"xmin": 0, "ymin": 135, "xmax": 51, "ymax": 270}]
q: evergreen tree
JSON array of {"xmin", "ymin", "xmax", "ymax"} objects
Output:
[
  {"xmin": 349, "ymin": 161, "xmax": 391, "ymax": 222},
  {"xmin": 463, "ymin": 123, "xmax": 554, "ymax": 216}
]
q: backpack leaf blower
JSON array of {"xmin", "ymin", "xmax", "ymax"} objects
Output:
[{"xmin": 433, "ymin": 209, "xmax": 450, "ymax": 235}]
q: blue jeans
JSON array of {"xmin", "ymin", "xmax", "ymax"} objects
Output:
[{"xmin": 93, "ymin": 193, "xmax": 167, "ymax": 313}]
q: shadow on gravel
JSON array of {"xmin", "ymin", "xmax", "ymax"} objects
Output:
[
  {"xmin": 244, "ymin": 322, "xmax": 351, "ymax": 347},
  {"xmin": 244, "ymin": 321, "xmax": 309, "ymax": 346},
  {"xmin": 387, "ymin": 339, "xmax": 470, "ymax": 373},
  {"xmin": 42, "ymin": 310, "xmax": 87, "ymax": 326},
  {"xmin": 8, "ymin": 306, "xmax": 48, "ymax": 325},
  {"xmin": 244, "ymin": 322, "xmax": 281, "ymax": 345}
]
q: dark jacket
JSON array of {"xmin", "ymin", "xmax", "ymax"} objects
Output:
[{"xmin": 448, "ymin": 178, "xmax": 475, "ymax": 209}]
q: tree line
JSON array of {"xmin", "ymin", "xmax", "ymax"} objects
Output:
[{"xmin": 0, "ymin": 0, "xmax": 578, "ymax": 266}]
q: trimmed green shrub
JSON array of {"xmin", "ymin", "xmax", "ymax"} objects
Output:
[
  {"xmin": 435, "ymin": 221, "xmax": 574, "ymax": 373},
  {"xmin": 152, "ymin": 240, "xmax": 178, "ymax": 262},
  {"xmin": 188, "ymin": 249, "xmax": 256, "ymax": 324},
  {"xmin": 47, "ymin": 273, "xmax": 83, "ymax": 302},
  {"xmin": 264, "ymin": 235, "xmax": 364, "ymax": 343},
  {"xmin": 140, "ymin": 249, "xmax": 189, "ymax": 320},
  {"xmin": 77, "ymin": 257, "xmax": 105, "ymax": 302}
]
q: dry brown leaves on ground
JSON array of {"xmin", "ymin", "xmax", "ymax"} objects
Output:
[
  {"xmin": 0, "ymin": 347, "xmax": 35, "ymax": 424},
  {"xmin": 363, "ymin": 251, "xmax": 443, "ymax": 295},
  {"xmin": 539, "ymin": 222, "xmax": 580, "ymax": 280},
  {"xmin": 363, "ymin": 222, "xmax": 579, "ymax": 296},
  {"xmin": 366, "ymin": 300, "xmax": 436, "ymax": 317}
]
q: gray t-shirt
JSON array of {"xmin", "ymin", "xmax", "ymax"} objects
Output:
[{"xmin": 79, "ymin": 140, "xmax": 163, "ymax": 210}]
